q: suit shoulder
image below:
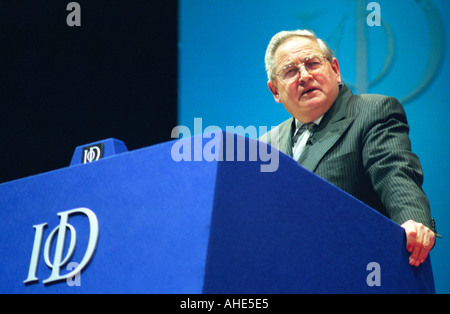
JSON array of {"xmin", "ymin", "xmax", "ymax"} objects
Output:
[
  {"xmin": 348, "ymin": 93, "xmax": 405, "ymax": 117},
  {"xmin": 350, "ymin": 93, "xmax": 400, "ymax": 106},
  {"xmin": 259, "ymin": 117, "xmax": 292, "ymax": 143}
]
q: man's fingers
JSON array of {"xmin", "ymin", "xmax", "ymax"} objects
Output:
[
  {"xmin": 401, "ymin": 220, "xmax": 435, "ymax": 267},
  {"xmin": 402, "ymin": 220, "xmax": 417, "ymax": 252},
  {"xmin": 409, "ymin": 225, "xmax": 424, "ymax": 266},
  {"xmin": 417, "ymin": 230, "xmax": 435, "ymax": 264}
]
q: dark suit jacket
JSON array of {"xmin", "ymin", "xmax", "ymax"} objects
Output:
[{"xmin": 260, "ymin": 84, "xmax": 436, "ymax": 232}]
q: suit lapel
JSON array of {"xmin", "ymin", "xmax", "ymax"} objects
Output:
[
  {"xmin": 270, "ymin": 117, "xmax": 295, "ymax": 157},
  {"xmin": 299, "ymin": 85, "xmax": 355, "ymax": 172}
]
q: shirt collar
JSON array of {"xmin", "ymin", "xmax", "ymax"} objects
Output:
[{"xmin": 294, "ymin": 115, "xmax": 323, "ymax": 130}]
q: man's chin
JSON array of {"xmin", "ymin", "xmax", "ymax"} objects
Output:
[
  {"xmin": 294, "ymin": 98, "xmax": 331, "ymax": 121},
  {"xmin": 298, "ymin": 97, "xmax": 325, "ymax": 110}
]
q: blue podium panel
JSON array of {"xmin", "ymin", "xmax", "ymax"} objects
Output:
[
  {"xmin": 0, "ymin": 139, "xmax": 218, "ymax": 293},
  {"xmin": 203, "ymin": 147, "xmax": 435, "ymax": 293},
  {"xmin": 0, "ymin": 132, "xmax": 435, "ymax": 293}
]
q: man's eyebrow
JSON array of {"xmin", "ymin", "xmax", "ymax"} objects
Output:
[
  {"xmin": 281, "ymin": 63, "xmax": 297, "ymax": 69},
  {"xmin": 284, "ymin": 52, "xmax": 322, "ymax": 63},
  {"xmin": 281, "ymin": 54, "xmax": 322, "ymax": 67}
]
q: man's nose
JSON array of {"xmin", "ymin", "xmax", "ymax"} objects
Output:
[{"xmin": 298, "ymin": 65, "xmax": 313, "ymax": 83}]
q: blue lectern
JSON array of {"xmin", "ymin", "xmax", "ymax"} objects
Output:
[{"xmin": 0, "ymin": 132, "xmax": 435, "ymax": 293}]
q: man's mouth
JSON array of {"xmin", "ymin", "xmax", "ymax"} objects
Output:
[{"xmin": 301, "ymin": 87, "xmax": 318, "ymax": 96}]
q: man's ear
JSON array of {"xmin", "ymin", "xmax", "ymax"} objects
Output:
[
  {"xmin": 268, "ymin": 80, "xmax": 281, "ymax": 103},
  {"xmin": 331, "ymin": 58, "xmax": 341, "ymax": 83}
]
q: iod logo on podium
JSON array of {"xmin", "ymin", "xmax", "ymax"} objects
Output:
[
  {"xmin": 23, "ymin": 207, "xmax": 99, "ymax": 286},
  {"xmin": 82, "ymin": 143, "xmax": 104, "ymax": 164}
]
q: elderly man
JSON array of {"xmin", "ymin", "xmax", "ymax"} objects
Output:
[{"xmin": 260, "ymin": 29, "xmax": 438, "ymax": 267}]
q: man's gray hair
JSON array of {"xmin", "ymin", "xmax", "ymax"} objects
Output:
[{"xmin": 264, "ymin": 29, "xmax": 334, "ymax": 82}]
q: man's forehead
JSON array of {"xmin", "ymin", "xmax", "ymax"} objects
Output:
[{"xmin": 275, "ymin": 36, "xmax": 321, "ymax": 63}]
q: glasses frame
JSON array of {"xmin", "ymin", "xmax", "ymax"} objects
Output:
[{"xmin": 275, "ymin": 55, "xmax": 329, "ymax": 84}]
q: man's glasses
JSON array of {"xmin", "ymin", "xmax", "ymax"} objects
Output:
[{"xmin": 276, "ymin": 55, "xmax": 328, "ymax": 84}]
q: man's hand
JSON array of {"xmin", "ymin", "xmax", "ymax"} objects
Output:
[{"xmin": 401, "ymin": 220, "xmax": 435, "ymax": 267}]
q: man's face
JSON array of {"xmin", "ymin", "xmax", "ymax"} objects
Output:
[{"xmin": 268, "ymin": 36, "xmax": 341, "ymax": 123}]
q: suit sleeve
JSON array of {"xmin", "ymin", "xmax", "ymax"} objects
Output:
[{"xmin": 361, "ymin": 96, "xmax": 436, "ymax": 232}]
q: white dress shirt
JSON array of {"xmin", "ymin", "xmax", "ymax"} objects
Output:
[{"xmin": 292, "ymin": 116, "xmax": 323, "ymax": 161}]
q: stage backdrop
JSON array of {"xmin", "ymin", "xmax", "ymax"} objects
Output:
[
  {"xmin": 179, "ymin": 0, "xmax": 449, "ymax": 293},
  {"xmin": 0, "ymin": 1, "xmax": 178, "ymax": 183}
]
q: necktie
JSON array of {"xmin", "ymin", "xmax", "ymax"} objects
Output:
[{"xmin": 292, "ymin": 122, "xmax": 315, "ymax": 161}]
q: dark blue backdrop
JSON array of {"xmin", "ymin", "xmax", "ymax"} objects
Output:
[{"xmin": 0, "ymin": 1, "xmax": 178, "ymax": 183}]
